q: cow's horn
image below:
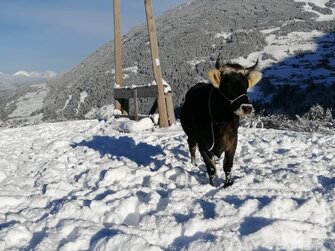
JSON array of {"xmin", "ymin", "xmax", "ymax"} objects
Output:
[
  {"xmin": 246, "ymin": 59, "xmax": 259, "ymax": 72},
  {"xmin": 215, "ymin": 53, "xmax": 222, "ymax": 69}
]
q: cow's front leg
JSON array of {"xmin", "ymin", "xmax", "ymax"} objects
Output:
[
  {"xmin": 223, "ymin": 148, "xmax": 236, "ymax": 188},
  {"xmin": 199, "ymin": 148, "xmax": 216, "ymax": 186}
]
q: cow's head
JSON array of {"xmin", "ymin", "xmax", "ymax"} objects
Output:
[{"xmin": 208, "ymin": 56, "xmax": 262, "ymax": 117}]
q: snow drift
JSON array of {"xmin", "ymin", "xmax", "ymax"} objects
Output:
[{"xmin": 0, "ymin": 118, "xmax": 334, "ymax": 250}]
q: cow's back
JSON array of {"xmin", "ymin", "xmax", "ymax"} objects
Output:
[{"xmin": 180, "ymin": 83, "xmax": 212, "ymax": 142}]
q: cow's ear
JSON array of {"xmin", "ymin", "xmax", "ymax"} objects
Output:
[
  {"xmin": 208, "ymin": 69, "xmax": 221, "ymax": 88},
  {"xmin": 247, "ymin": 70, "xmax": 262, "ymax": 88}
]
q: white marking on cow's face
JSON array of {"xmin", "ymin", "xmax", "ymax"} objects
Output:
[{"xmin": 234, "ymin": 104, "xmax": 253, "ymax": 117}]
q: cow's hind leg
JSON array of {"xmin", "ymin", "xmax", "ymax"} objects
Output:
[
  {"xmin": 199, "ymin": 148, "xmax": 217, "ymax": 186},
  {"xmin": 187, "ymin": 138, "xmax": 197, "ymax": 166}
]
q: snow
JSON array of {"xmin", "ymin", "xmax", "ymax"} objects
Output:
[
  {"xmin": 0, "ymin": 118, "xmax": 334, "ymax": 250},
  {"xmin": 110, "ymin": 117, "xmax": 154, "ymax": 133},
  {"xmin": 260, "ymin": 27, "xmax": 281, "ymax": 34},
  {"xmin": 8, "ymin": 84, "xmax": 48, "ymax": 119},
  {"xmin": 293, "ymin": 0, "xmax": 335, "ymax": 21},
  {"xmin": 61, "ymin": 95, "xmax": 72, "ymax": 111},
  {"xmin": 263, "ymin": 31, "xmax": 322, "ymax": 62},
  {"xmin": 12, "ymin": 71, "xmax": 33, "ymax": 77},
  {"xmin": 123, "ymin": 66, "xmax": 139, "ymax": 74},
  {"xmin": 80, "ymin": 91, "xmax": 88, "ymax": 104},
  {"xmin": 12, "ymin": 70, "xmax": 57, "ymax": 78},
  {"xmin": 232, "ymin": 30, "xmax": 325, "ymax": 71},
  {"xmin": 150, "ymin": 79, "xmax": 172, "ymax": 93},
  {"xmin": 214, "ymin": 32, "xmax": 232, "ymax": 41},
  {"xmin": 0, "ymin": 70, "xmax": 56, "ymax": 91},
  {"xmin": 85, "ymin": 104, "xmax": 119, "ymax": 120},
  {"xmin": 187, "ymin": 58, "xmax": 206, "ymax": 70}
]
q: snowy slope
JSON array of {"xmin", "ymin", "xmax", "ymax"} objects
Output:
[
  {"xmin": 2, "ymin": 0, "xmax": 335, "ymax": 127},
  {"xmin": 0, "ymin": 119, "xmax": 334, "ymax": 250},
  {"xmin": 0, "ymin": 71, "xmax": 56, "ymax": 125}
]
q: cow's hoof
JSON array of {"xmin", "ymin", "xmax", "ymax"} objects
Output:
[
  {"xmin": 209, "ymin": 176, "xmax": 216, "ymax": 187},
  {"xmin": 191, "ymin": 157, "xmax": 198, "ymax": 166},
  {"xmin": 223, "ymin": 179, "xmax": 234, "ymax": 188}
]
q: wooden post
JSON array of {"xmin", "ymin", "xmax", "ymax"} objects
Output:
[
  {"xmin": 165, "ymin": 92, "xmax": 176, "ymax": 124},
  {"xmin": 113, "ymin": 0, "xmax": 124, "ymax": 112},
  {"xmin": 133, "ymin": 88, "xmax": 139, "ymax": 121},
  {"xmin": 144, "ymin": 0, "xmax": 169, "ymax": 128}
]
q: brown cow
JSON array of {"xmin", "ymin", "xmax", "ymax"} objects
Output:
[{"xmin": 180, "ymin": 56, "xmax": 262, "ymax": 187}]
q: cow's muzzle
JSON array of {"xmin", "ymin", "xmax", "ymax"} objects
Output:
[{"xmin": 234, "ymin": 104, "xmax": 253, "ymax": 117}]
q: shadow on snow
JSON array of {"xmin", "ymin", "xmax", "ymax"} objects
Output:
[{"xmin": 71, "ymin": 135, "xmax": 165, "ymax": 169}]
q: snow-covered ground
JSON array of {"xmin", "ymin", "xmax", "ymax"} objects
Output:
[
  {"xmin": 293, "ymin": 0, "xmax": 335, "ymax": 21},
  {"xmin": 0, "ymin": 118, "xmax": 334, "ymax": 250}
]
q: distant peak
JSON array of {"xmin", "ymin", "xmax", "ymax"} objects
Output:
[
  {"xmin": 13, "ymin": 70, "xmax": 31, "ymax": 77},
  {"xmin": 12, "ymin": 70, "xmax": 57, "ymax": 78}
]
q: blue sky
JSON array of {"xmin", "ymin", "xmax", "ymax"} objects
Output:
[{"xmin": 0, "ymin": 0, "xmax": 189, "ymax": 74}]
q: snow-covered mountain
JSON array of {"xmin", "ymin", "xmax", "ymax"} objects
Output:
[
  {"xmin": 0, "ymin": 70, "xmax": 56, "ymax": 96},
  {"xmin": 0, "ymin": 70, "xmax": 56, "ymax": 86},
  {"xmin": 0, "ymin": 117, "xmax": 334, "ymax": 250},
  {"xmin": 12, "ymin": 70, "xmax": 57, "ymax": 78},
  {"xmin": 0, "ymin": 70, "xmax": 56, "ymax": 125},
  {"xmin": 38, "ymin": 0, "xmax": 335, "ymax": 123},
  {"xmin": 1, "ymin": 0, "xmax": 335, "ymax": 130}
]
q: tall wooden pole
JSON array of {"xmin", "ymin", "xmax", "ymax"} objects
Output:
[
  {"xmin": 144, "ymin": 0, "xmax": 169, "ymax": 128},
  {"xmin": 114, "ymin": 0, "xmax": 123, "ymax": 112}
]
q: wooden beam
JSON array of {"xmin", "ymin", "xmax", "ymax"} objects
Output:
[
  {"xmin": 144, "ymin": 0, "xmax": 169, "ymax": 128},
  {"xmin": 113, "ymin": 0, "xmax": 124, "ymax": 112},
  {"xmin": 114, "ymin": 85, "xmax": 158, "ymax": 99}
]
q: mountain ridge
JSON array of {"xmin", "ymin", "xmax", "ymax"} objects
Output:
[
  {"xmin": 42, "ymin": 0, "xmax": 315, "ymax": 120},
  {"xmin": 1, "ymin": 0, "xmax": 335, "ymax": 129}
]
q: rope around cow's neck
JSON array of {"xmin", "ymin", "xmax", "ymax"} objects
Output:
[
  {"xmin": 208, "ymin": 88, "xmax": 215, "ymax": 151},
  {"xmin": 217, "ymin": 88, "xmax": 247, "ymax": 105},
  {"xmin": 207, "ymin": 86, "xmax": 247, "ymax": 151}
]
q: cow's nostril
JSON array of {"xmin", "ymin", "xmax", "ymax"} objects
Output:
[
  {"xmin": 234, "ymin": 104, "xmax": 253, "ymax": 117},
  {"xmin": 242, "ymin": 104, "xmax": 253, "ymax": 114}
]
